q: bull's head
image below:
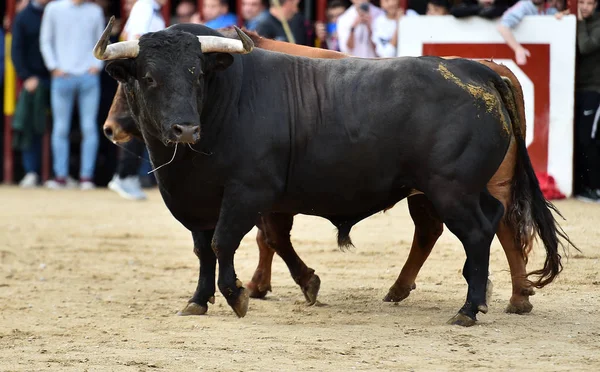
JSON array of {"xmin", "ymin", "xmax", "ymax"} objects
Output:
[{"xmin": 94, "ymin": 16, "xmax": 253, "ymax": 145}]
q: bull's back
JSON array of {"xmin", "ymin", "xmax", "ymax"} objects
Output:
[{"xmin": 280, "ymin": 56, "xmax": 513, "ymax": 211}]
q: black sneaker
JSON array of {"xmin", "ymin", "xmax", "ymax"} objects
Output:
[{"xmin": 576, "ymin": 187, "xmax": 600, "ymax": 203}]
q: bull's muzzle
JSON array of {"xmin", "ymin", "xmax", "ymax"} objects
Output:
[
  {"xmin": 103, "ymin": 120, "xmax": 132, "ymax": 143},
  {"xmin": 170, "ymin": 123, "xmax": 200, "ymax": 144}
]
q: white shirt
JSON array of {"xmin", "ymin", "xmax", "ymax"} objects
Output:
[
  {"xmin": 123, "ymin": 0, "xmax": 165, "ymax": 41},
  {"xmin": 371, "ymin": 15, "xmax": 399, "ymax": 58},
  {"xmin": 336, "ymin": 4, "xmax": 384, "ymax": 58}
]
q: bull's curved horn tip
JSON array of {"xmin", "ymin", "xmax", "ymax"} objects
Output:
[
  {"xmin": 94, "ymin": 15, "xmax": 117, "ymax": 60},
  {"xmin": 233, "ymin": 26, "xmax": 254, "ymax": 53}
]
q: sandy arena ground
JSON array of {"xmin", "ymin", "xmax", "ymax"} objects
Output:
[{"xmin": 0, "ymin": 187, "xmax": 599, "ymax": 371}]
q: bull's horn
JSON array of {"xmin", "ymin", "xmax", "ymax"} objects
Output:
[
  {"xmin": 197, "ymin": 26, "xmax": 254, "ymax": 54},
  {"xmin": 93, "ymin": 15, "xmax": 139, "ymax": 60}
]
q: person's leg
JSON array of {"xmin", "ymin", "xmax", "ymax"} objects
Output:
[
  {"xmin": 77, "ymin": 73, "xmax": 101, "ymax": 187},
  {"xmin": 48, "ymin": 76, "xmax": 76, "ymax": 187},
  {"xmin": 574, "ymin": 91, "xmax": 600, "ymax": 201},
  {"xmin": 20, "ymin": 134, "xmax": 43, "ymax": 187}
]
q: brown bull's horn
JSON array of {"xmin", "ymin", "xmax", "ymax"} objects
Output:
[
  {"xmin": 93, "ymin": 15, "xmax": 140, "ymax": 60},
  {"xmin": 197, "ymin": 26, "xmax": 254, "ymax": 54}
]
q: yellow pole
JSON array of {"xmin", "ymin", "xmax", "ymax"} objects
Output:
[{"xmin": 4, "ymin": 33, "xmax": 16, "ymax": 116}]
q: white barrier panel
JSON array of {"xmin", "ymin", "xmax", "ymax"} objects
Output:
[{"xmin": 398, "ymin": 15, "xmax": 577, "ymax": 197}]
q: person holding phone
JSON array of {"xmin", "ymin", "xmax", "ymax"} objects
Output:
[
  {"xmin": 314, "ymin": 0, "xmax": 348, "ymax": 51},
  {"xmin": 336, "ymin": 0, "xmax": 383, "ymax": 57}
]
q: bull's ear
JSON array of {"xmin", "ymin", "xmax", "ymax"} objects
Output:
[
  {"xmin": 105, "ymin": 59, "xmax": 136, "ymax": 83},
  {"xmin": 205, "ymin": 53, "xmax": 234, "ymax": 72}
]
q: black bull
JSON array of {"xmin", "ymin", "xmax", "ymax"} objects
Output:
[{"xmin": 94, "ymin": 18, "xmax": 563, "ymax": 326}]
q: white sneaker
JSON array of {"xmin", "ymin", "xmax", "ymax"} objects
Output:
[
  {"xmin": 44, "ymin": 176, "xmax": 78, "ymax": 190},
  {"xmin": 108, "ymin": 175, "xmax": 147, "ymax": 200},
  {"xmin": 80, "ymin": 181, "xmax": 96, "ymax": 190},
  {"xmin": 19, "ymin": 172, "xmax": 39, "ymax": 188}
]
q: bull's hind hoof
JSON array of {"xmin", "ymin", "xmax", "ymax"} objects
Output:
[
  {"xmin": 447, "ymin": 313, "xmax": 477, "ymax": 327},
  {"xmin": 177, "ymin": 302, "xmax": 208, "ymax": 316},
  {"xmin": 302, "ymin": 274, "xmax": 321, "ymax": 306},
  {"xmin": 383, "ymin": 283, "xmax": 415, "ymax": 303},
  {"xmin": 505, "ymin": 298, "xmax": 533, "ymax": 314},
  {"xmin": 232, "ymin": 288, "xmax": 250, "ymax": 318},
  {"xmin": 246, "ymin": 281, "xmax": 271, "ymax": 299}
]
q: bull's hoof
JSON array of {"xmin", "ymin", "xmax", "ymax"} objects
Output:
[
  {"xmin": 177, "ymin": 302, "xmax": 208, "ymax": 316},
  {"xmin": 231, "ymin": 288, "xmax": 250, "ymax": 318},
  {"xmin": 383, "ymin": 283, "xmax": 415, "ymax": 303},
  {"xmin": 447, "ymin": 313, "xmax": 477, "ymax": 327},
  {"xmin": 477, "ymin": 304, "xmax": 489, "ymax": 314},
  {"xmin": 246, "ymin": 280, "xmax": 271, "ymax": 299},
  {"xmin": 505, "ymin": 297, "xmax": 533, "ymax": 314},
  {"xmin": 302, "ymin": 274, "xmax": 321, "ymax": 306}
]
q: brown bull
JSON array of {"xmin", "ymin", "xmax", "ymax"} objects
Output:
[{"xmin": 104, "ymin": 30, "xmax": 546, "ymax": 315}]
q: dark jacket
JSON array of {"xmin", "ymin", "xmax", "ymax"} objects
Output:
[
  {"xmin": 11, "ymin": 2, "xmax": 50, "ymax": 85},
  {"xmin": 576, "ymin": 13, "xmax": 600, "ymax": 93}
]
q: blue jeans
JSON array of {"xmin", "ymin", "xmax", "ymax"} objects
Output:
[
  {"xmin": 50, "ymin": 73, "xmax": 100, "ymax": 179},
  {"xmin": 22, "ymin": 134, "xmax": 42, "ymax": 174}
]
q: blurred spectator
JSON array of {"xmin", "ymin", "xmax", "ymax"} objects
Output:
[
  {"xmin": 574, "ymin": 0, "xmax": 600, "ymax": 202},
  {"xmin": 11, "ymin": 0, "xmax": 51, "ymax": 188},
  {"xmin": 123, "ymin": 0, "xmax": 166, "ymax": 40},
  {"xmin": 451, "ymin": 0, "xmax": 512, "ymax": 19},
  {"xmin": 203, "ymin": 0, "xmax": 238, "ymax": 29},
  {"xmin": 497, "ymin": 0, "xmax": 567, "ymax": 65},
  {"xmin": 123, "ymin": 0, "xmax": 137, "ymax": 18},
  {"xmin": 176, "ymin": 0, "xmax": 197, "ymax": 23},
  {"xmin": 337, "ymin": 0, "xmax": 384, "ymax": 57},
  {"xmin": 315, "ymin": 0, "xmax": 349, "ymax": 51},
  {"xmin": 40, "ymin": 0, "xmax": 105, "ymax": 190},
  {"xmin": 255, "ymin": 0, "xmax": 310, "ymax": 45},
  {"xmin": 108, "ymin": 0, "xmax": 166, "ymax": 201},
  {"xmin": 372, "ymin": 0, "xmax": 403, "ymax": 57},
  {"xmin": 426, "ymin": 0, "xmax": 450, "ymax": 15},
  {"xmin": 242, "ymin": 0, "xmax": 269, "ymax": 31}
]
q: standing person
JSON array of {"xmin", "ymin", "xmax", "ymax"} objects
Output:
[
  {"xmin": 40, "ymin": 0, "xmax": 106, "ymax": 190},
  {"xmin": 202, "ymin": 0, "xmax": 237, "ymax": 29},
  {"xmin": 371, "ymin": 0, "xmax": 403, "ymax": 58},
  {"xmin": 336, "ymin": 0, "xmax": 384, "ymax": 57},
  {"xmin": 255, "ymin": 0, "xmax": 311, "ymax": 45},
  {"xmin": 241, "ymin": 0, "xmax": 269, "ymax": 31},
  {"xmin": 11, "ymin": 0, "xmax": 52, "ymax": 188},
  {"xmin": 108, "ymin": 0, "xmax": 166, "ymax": 201},
  {"xmin": 573, "ymin": 0, "xmax": 600, "ymax": 201}
]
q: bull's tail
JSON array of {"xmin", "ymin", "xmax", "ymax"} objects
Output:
[{"xmin": 495, "ymin": 76, "xmax": 578, "ymax": 288}]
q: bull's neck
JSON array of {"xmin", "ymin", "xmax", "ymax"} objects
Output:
[{"xmin": 199, "ymin": 61, "xmax": 242, "ymax": 151}]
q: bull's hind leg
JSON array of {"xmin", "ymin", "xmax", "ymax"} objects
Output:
[
  {"xmin": 496, "ymin": 221, "xmax": 535, "ymax": 314},
  {"xmin": 247, "ymin": 228, "xmax": 275, "ymax": 299},
  {"xmin": 435, "ymin": 189, "xmax": 504, "ymax": 327},
  {"xmin": 384, "ymin": 194, "xmax": 443, "ymax": 302},
  {"xmin": 247, "ymin": 213, "xmax": 321, "ymax": 305},
  {"xmin": 178, "ymin": 230, "xmax": 216, "ymax": 316}
]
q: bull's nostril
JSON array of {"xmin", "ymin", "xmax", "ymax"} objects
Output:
[
  {"xmin": 104, "ymin": 127, "xmax": 114, "ymax": 139},
  {"xmin": 172, "ymin": 125, "xmax": 183, "ymax": 136},
  {"xmin": 193, "ymin": 127, "xmax": 200, "ymax": 135}
]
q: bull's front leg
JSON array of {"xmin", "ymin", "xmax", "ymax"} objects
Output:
[
  {"xmin": 213, "ymin": 187, "xmax": 273, "ymax": 318},
  {"xmin": 178, "ymin": 230, "xmax": 216, "ymax": 316}
]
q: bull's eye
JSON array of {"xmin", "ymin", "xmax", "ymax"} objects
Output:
[{"xmin": 143, "ymin": 74, "xmax": 156, "ymax": 87}]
